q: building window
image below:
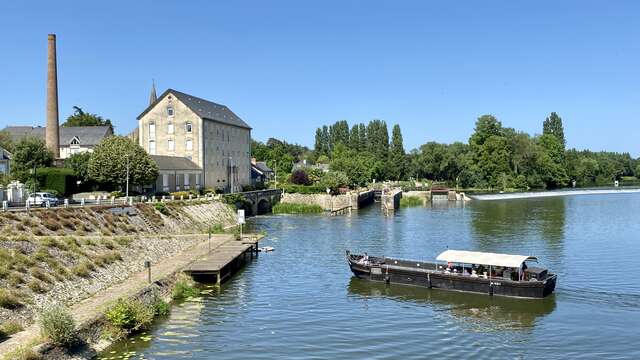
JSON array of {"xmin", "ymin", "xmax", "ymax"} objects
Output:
[
  {"xmin": 149, "ymin": 122, "xmax": 156, "ymax": 140},
  {"xmin": 184, "ymin": 174, "xmax": 190, "ymax": 186},
  {"xmin": 70, "ymin": 137, "xmax": 80, "ymax": 146},
  {"xmin": 167, "ymin": 107, "xmax": 174, "ymax": 117},
  {"xmin": 149, "ymin": 140, "xmax": 156, "ymax": 154},
  {"xmin": 168, "ymin": 122, "xmax": 174, "ymax": 134},
  {"xmin": 162, "ymin": 174, "xmax": 169, "ymax": 192},
  {"xmin": 186, "ymin": 122, "xmax": 192, "ymax": 133},
  {"xmin": 168, "ymin": 139, "xmax": 175, "ymax": 151},
  {"xmin": 186, "ymin": 139, "xmax": 193, "ymax": 151},
  {"xmin": 196, "ymin": 174, "xmax": 201, "ymax": 187}
]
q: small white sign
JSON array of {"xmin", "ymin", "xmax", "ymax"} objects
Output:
[{"xmin": 237, "ymin": 209, "xmax": 245, "ymax": 224}]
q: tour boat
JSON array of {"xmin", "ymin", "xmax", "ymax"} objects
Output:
[{"xmin": 346, "ymin": 249, "xmax": 557, "ymax": 299}]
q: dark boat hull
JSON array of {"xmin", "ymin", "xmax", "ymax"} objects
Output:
[{"xmin": 348, "ymin": 253, "xmax": 556, "ymax": 299}]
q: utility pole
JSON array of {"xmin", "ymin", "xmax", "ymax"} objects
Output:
[{"xmin": 125, "ymin": 154, "xmax": 130, "ymax": 198}]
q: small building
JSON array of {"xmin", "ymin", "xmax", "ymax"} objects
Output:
[
  {"xmin": 148, "ymin": 155, "xmax": 203, "ymax": 194},
  {"xmin": 292, "ymin": 160, "xmax": 329, "ymax": 173},
  {"xmin": 137, "ymin": 88, "xmax": 252, "ymax": 193},
  {"xmin": 0, "ymin": 147, "xmax": 11, "ymax": 176},
  {"xmin": 2, "ymin": 125, "xmax": 113, "ymax": 159},
  {"xmin": 251, "ymin": 158, "xmax": 274, "ymax": 186}
]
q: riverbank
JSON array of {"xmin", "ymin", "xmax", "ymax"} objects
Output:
[
  {"xmin": 470, "ymin": 187, "xmax": 640, "ymax": 200},
  {"xmin": 0, "ymin": 200, "xmax": 243, "ymax": 358},
  {"xmin": 0, "ymin": 233, "xmax": 259, "ymax": 359}
]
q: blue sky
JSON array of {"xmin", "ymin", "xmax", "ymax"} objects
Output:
[{"xmin": 1, "ymin": 1, "xmax": 639, "ymax": 156}]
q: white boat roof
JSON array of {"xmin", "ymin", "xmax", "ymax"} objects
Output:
[{"xmin": 436, "ymin": 250, "xmax": 537, "ymax": 268}]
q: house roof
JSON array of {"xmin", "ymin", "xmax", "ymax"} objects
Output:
[
  {"xmin": 137, "ymin": 89, "xmax": 251, "ymax": 130},
  {"xmin": 0, "ymin": 147, "xmax": 11, "ymax": 160},
  {"xmin": 151, "ymin": 155, "xmax": 202, "ymax": 171},
  {"xmin": 254, "ymin": 161, "xmax": 273, "ymax": 173},
  {"xmin": 2, "ymin": 126, "xmax": 112, "ymax": 146}
]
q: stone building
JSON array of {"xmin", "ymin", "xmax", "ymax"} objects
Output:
[
  {"xmin": 0, "ymin": 147, "xmax": 11, "ymax": 176},
  {"xmin": 137, "ymin": 89, "xmax": 251, "ymax": 192},
  {"xmin": 2, "ymin": 125, "xmax": 113, "ymax": 159}
]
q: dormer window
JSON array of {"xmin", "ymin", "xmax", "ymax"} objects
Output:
[
  {"xmin": 167, "ymin": 107, "xmax": 174, "ymax": 117},
  {"xmin": 70, "ymin": 137, "xmax": 80, "ymax": 146}
]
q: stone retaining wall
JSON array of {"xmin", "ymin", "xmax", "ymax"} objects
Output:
[{"xmin": 281, "ymin": 189, "xmax": 375, "ymax": 211}]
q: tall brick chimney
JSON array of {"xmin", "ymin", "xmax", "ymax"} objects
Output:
[{"xmin": 46, "ymin": 34, "xmax": 60, "ymax": 158}]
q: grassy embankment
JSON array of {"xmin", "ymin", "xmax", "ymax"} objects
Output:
[
  {"xmin": 272, "ymin": 202, "xmax": 323, "ymax": 214},
  {"xmin": 400, "ymin": 196, "xmax": 424, "ymax": 208}
]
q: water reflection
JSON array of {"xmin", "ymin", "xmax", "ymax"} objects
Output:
[
  {"xmin": 347, "ymin": 278, "xmax": 556, "ymax": 331},
  {"xmin": 470, "ymin": 197, "xmax": 566, "ymax": 249}
]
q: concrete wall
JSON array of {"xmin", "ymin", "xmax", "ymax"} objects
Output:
[{"xmin": 281, "ymin": 190, "xmax": 375, "ymax": 211}]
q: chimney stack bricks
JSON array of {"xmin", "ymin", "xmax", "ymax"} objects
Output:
[{"xmin": 46, "ymin": 34, "xmax": 60, "ymax": 158}]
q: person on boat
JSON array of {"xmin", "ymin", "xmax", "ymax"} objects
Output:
[
  {"xmin": 359, "ymin": 253, "xmax": 369, "ymax": 265},
  {"xmin": 471, "ymin": 270, "xmax": 478, "ymax": 278}
]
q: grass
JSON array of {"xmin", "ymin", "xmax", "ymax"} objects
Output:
[
  {"xmin": 272, "ymin": 202, "xmax": 324, "ymax": 214},
  {"xmin": 172, "ymin": 280, "xmax": 200, "ymax": 300},
  {"xmin": 39, "ymin": 306, "xmax": 77, "ymax": 347},
  {"xmin": 28, "ymin": 280, "xmax": 48, "ymax": 294},
  {"xmin": 71, "ymin": 261, "xmax": 95, "ymax": 278},
  {"xmin": 0, "ymin": 321, "xmax": 24, "ymax": 337},
  {"xmin": 30, "ymin": 267, "xmax": 53, "ymax": 284},
  {"xmin": 400, "ymin": 196, "xmax": 424, "ymax": 208},
  {"xmin": 0, "ymin": 289, "xmax": 22, "ymax": 309}
]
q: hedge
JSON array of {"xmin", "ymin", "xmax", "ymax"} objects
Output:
[
  {"xmin": 281, "ymin": 184, "xmax": 326, "ymax": 194},
  {"xmin": 35, "ymin": 168, "xmax": 77, "ymax": 196}
]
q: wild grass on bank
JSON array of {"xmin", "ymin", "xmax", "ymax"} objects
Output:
[
  {"xmin": 400, "ymin": 196, "xmax": 424, "ymax": 208},
  {"xmin": 272, "ymin": 202, "xmax": 323, "ymax": 214},
  {"xmin": 38, "ymin": 306, "xmax": 77, "ymax": 348},
  {"xmin": 172, "ymin": 280, "xmax": 200, "ymax": 300}
]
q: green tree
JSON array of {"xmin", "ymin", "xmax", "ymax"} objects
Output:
[
  {"xmin": 11, "ymin": 137, "xmax": 54, "ymax": 182},
  {"xmin": 388, "ymin": 124, "xmax": 406, "ymax": 181},
  {"xmin": 0, "ymin": 130, "xmax": 14, "ymax": 153},
  {"xmin": 543, "ymin": 112, "xmax": 566, "ymax": 149},
  {"xmin": 64, "ymin": 152, "xmax": 92, "ymax": 183},
  {"xmin": 314, "ymin": 128, "xmax": 325, "ymax": 155},
  {"xmin": 88, "ymin": 136, "xmax": 158, "ymax": 189},
  {"xmin": 319, "ymin": 171, "xmax": 350, "ymax": 194},
  {"xmin": 636, "ymin": 164, "xmax": 640, "ymax": 178},
  {"xmin": 62, "ymin": 106, "xmax": 113, "ymax": 130},
  {"xmin": 357, "ymin": 123, "xmax": 367, "ymax": 151},
  {"xmin": 349, "ymin": 124, "xmax": 360, "ymax": 151}
]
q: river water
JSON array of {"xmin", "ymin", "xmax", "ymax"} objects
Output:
[{"xmin": 101, "ymin": 193, "xmax": 640, "ymax": 359}]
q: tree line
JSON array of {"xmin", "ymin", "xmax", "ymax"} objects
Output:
[{"xmin": 305, "ymin": 113, "xmax": 638, "ymax": 189}]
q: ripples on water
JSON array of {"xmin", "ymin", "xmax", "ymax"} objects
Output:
[{"xmin": 102, "ymin": 193, "xmax": 640, "ymax": 359}]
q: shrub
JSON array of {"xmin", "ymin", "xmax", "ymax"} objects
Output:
[
  {"xmin": 319, "ymin": 171, "xmax": 350, "ymax": 194},
  {"xmin": 281, "ymin": 184, "xmax": 326, "ymax": 194},
  {"xmin": 39, "ymin": 306, "xmax": 77, "ymax": 347},
  {"xmin": 28, "ymin": 280, "xmax": 48, "ymax": 294},
  {"xmin": 110, "ymin": 191, "xmax": 124, "ymax": 198},
  {"xmin": 400, "ymin": 196, "xmax": 424, "ymax": 208},
  {"xmin": 30, "ymin": 267, "xmax": 53, "ymax": 284},
  {"xmin": 289, "ymin": 169, "xmax": 311, "ymax": 185},
  {"xmin": 71, "ymin": 262, "xmax": 94, "ymax": 278},
  {"xmin": 272, "ymin": 203, "xmax": 324, "ymax": 214},
  {"xmin": 0, "ymin": 265, "xmax": 8, "ymax": 279},
  {"xmin": 152, "ymin": 298, "xmax": 170, "ymax": 317},
  {"xmin": 209, "ymin": 224, "xmax": 225, "ymax": 234},
  {"xmin": 105, "ymin": 298, "xmax": 154, "ymax": 332},
  {"xmin": 154, "ymin": 202, "xmax": 169, "ymax": 215},
  {"xmin": 35, "ymin": 168, "xmax": 77, "ymax": 197},
  {"xmin": 170, "ymin": 191, "xmax": 194, "ymax": 199},
  {"xmin": 0, "ymin": 289, "xmax": 21, "ymax": 309},
  {"xmin": 115, "ymin": 237, "xmax": 132, "ymax": 246},
  {"xmin": 172, "ymin": 280, "xmax": 200, "ymax": 300},
  {"xmin": 8, "ymin": 272, "xmax": 25, "ymax": 286}
]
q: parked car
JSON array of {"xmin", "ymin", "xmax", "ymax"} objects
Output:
[{"xmin": 26, "ymin": 192, "xmax": 60, "ymax": 207}]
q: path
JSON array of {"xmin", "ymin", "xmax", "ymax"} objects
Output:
[{"xmin": 0, "ymin": 233, "xmax": 239, "ymax": 356}]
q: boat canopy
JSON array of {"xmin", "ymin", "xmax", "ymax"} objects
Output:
[{"xmin": 436, "ymin": 250, "xmax": 537, "ymax": 268}]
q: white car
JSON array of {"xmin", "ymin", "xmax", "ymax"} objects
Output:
[{"xmin": 26, "ymin": 192, "xmax": 60, "ymax": 207}]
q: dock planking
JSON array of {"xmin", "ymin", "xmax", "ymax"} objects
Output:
[{"xmin": 184, "ymin": 236, "xmax": 261, "ymax": 284}]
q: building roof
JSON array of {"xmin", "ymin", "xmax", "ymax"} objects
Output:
[
  {"xmin": 436, "ymin": 250, "xmax": 537, "ymax": 268},
  {"xmin": 254, "ymin": 161, "xmax": 273, "ymax": 173},
  {"xmin": 0, "ymin": 147, "xmax": 11, "ymax": 160},
  {"xmin": 151, "ymin": 155, "xmax": 202, "ymax": 171},
  {"xmin": 2, "ymin": 126, "xmax": 112, "ymax": 146},
  {"xmin": 137, "ymin": 88, "xmax": 251, "ymax": 130}
]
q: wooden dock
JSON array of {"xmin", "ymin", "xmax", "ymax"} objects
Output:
[{"xmin": 183, "ymin": 236, "xmax": 260, "ymax": 284}]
